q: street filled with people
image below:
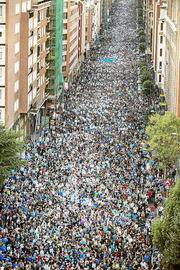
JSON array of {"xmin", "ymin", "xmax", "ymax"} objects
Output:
[{"xmin": 0, "ymin": 0, "xmax": 175, "ymax": 269}]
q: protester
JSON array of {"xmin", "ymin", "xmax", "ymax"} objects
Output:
[{"xmin": 0, "ymin": 0, "xmax": 173, "ymax": 269}]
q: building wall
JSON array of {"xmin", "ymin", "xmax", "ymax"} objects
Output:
[
  {"xmin": 144, "ymin": 0, "xmax": 153, "ymax": 49},
  {"xmin": 0, "ymin": 2, "xmax": 6, "ymax": 124},
  {"xmin": 92, "ymin": 0, "xmax": 101, "ymax": 42},
  {"xmin": 85, "ymin": 2, "xmax": 94, "ymax": 52},
  {"xmin": 63, "ymin": 0, "xmax": 79, "ymax": 80},
  {"xmin": 164, "ymin": 0, "xmax": 180, "ymax": 115},
  {"xmin": 78, "ymin": 1, "xmax": 86, "ymax": 61},
  {"xmin": 5, "ymin": 0, "xmax": 22, "ymax": 129},
  {"xmin": 149, "ymin": 0, "xmax": 180, "ymax": 117},
  {"xmin": 0, "ymin": 0, "xmax": 50, "ymax": 133},
  {"xmin": 152, "ymin": 0, "xmax": 167, "ymax": 90}
]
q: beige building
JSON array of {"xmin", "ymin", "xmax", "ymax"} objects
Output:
[
  {"xmin": 164, "ymin": 0, "xmax": 180, "ymax": 116},
  {"xmin": 143, "ymin": 0, "xmax": 153, "ymax": 49},
  {"xmin": 145, "ymin": 0, "xmax": 180, "ymax": 117},
  {"xmin": 152, "ymin": 0, "xmax": 167, "ymax": 89},
  {"xmin": 0, "ymin": 0, "xmax": 50, "ymax": 134},
  {"xmin": 63, "ymin": 0, "xmax": 79, "ymax": 81}
]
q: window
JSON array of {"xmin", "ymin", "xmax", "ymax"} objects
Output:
[
  {"xmin": 15, "ymin": 23, "xmax": 20, "ymax": 34},
  {"xmin": 14, "ymin": 99, "xmax": 19, "ymax": 112},
  {"xmin": 22, "ymin": 2, "xmax": 26, "ymax": 12},
  {"xmin": 38, "ymin": 11, "xmax": 41, "ymax": 22},
  {"xmin": 0, "ymin": 6, "xmax": 2, "ymax": 16},
  {"xmin": 160, "ymin": 22, "xmax": 163, "ymax": 31},
  {"xmin": 63, "ymin": 45, "xmax": 67, "ymax": 51},
  {"xmin": 0, "ymin": 32, "xmax": 2, "ymax": 37},
  {"xmin": 63, "ymin": 34, "xmax": 67, "ymax": 40},
  {"xmin": 27, "ymin": 0, "xmax": 31, "ymax": 10},
  {"xmin": 160, "ymin": 48, "xmax": 163, "ymax": 56},
  {"xmin": 15, "ymin": 3, "xmax": 20, "ymax": 15},
  {"xmin": 159, "ymin": 74, "xmax": 162, "ymax": 83},
  {"xmin": 159, "ymin": 61, "xmax": 162, "ymax": 69},
  {"xmin": 0, "ymin": 68, "xmax": 2, "ymax": 78},
  {"xmin": 15, "ymin": 42, "xmax": 20, "ymax": 54},
  {"xmin": 63, "ymin": 23, "xmax": 67, "ymax": 29},
  {"xmin": 160, "ymin": 36, "xmax": 163, "ymax": 44},
  {"xmin": 63, "ymin": 13, "xmax": 68, "ymax": 19},
  {"xmin": 14, "ymin": 80, "xmax": 19, "ymax": 92},
  {"xmin": 62, "ymin": 55, "xmax": 66, "ymax": 62},
  {"xmin": 0, "ymin": 48, "xmax": 3, "ymax": 60},
  {"xmin": 0, "ymin": 89, "xmax": 2, "ymax": 100},
  {"xmin": 14, "ymin": 61, "xmax": 20, "ymax": 74}
]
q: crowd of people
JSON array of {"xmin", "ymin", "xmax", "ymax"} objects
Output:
[{"xmin": 0, "ymin": 0, "xmax": 174, "ymax": 269}]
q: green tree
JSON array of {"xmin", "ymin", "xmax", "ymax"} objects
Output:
[
  {"xmin": 139, "ymin": 35, "xmax": 146, "ymax": 43},
  {"xmin": 138, "ymin": 29, "xmax": 145, "ymax": 37},
  {"xmin": 139, "ymin": 59, "xmax": 147, "ymax": 68},
  {"xmin": 152, "ymin": 180, "xmax": 180, "ymax": 269},
  {"xmin": 138, "ymin": 8, "xmax": 143, "ymax": 19},
  {"xmin": 139, "ymin": 42, "xmax": 146, "ymax": 53},
  {"xmin": 141, "ymin": 69, "xmax": 152, "ymax": 82},
  {"xmin": 142, "ymin": 79, "xmax": 154, "ymax": 95},
  {"xmin": 146, "ymin": 112, "xmax": 180, "ymax": 170},
  {"xmin": 141, "ymin": 65, "xmax": 148, "ymax": 73},
  {"xmin": 0, "ymin": 126, "xmax": 25, "ymax": 186}
]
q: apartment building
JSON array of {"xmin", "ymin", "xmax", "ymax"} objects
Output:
[
  {"xmin": 20, "ymin": 0, "xmax": 51, "ymax": 134},
  {"xmin": 85, "ymin": 1, "xmax": 94, "ymax": 53},
  {"xmin": 0, "ymin": 2, "xmax": 7, "ymax": 125},
  {"xmin": 0, "ymin": 0, "xmax": 50, "ymax": 134},
  {"xmin": 144, "ymin": 0, "xmax": 180, "ymax": 117},
  {"xmin": 164, "ymin": 0, "xmax": 180, "ymax": 115},
  {"xmin": 63, "ymin": 0, "xmax": 79, "ymax": 81},
  {"xmin": 78, "ymin": 0, "xmax": 86, "ymax": 63},
  {"xmin": 92, "ymin": 0, "xmax": 101, "ymax": 42},
  {"xmin": 152, "ymin": 0, "xmax": 167, "ymax": 89},
  {"xmin": 0, "ymin": 0, "xmax": 23, "ymax": 129},
  {"xmin": 143, "ymin": 0, "xmax": 153, "ymax": 49},
  {"xmin": 46, "ymin": 0, "xmax": 64, "ymax": 117}
]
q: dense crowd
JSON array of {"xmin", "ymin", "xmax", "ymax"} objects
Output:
[{"xmin": 0, "ymin": 0, "xmax": 174, "ymax": 269}]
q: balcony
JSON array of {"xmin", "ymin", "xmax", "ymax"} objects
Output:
[{"xmin": 32, "ymin": 0, "xmax": 51, "ymax": 9}]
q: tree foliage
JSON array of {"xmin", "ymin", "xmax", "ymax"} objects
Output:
[
  {"xmin": 139, "ymin": 42, "xmax": 146, "ymax": 53},
  {"xmin": 141, "ymin": 69, "xmax": 152, "ymax": 82},
  {"xmin": 0, "ymin": 126, "xmax": 25, "ymax": 186},
  {"xmin": 142, "ymin": 80, "xmax": 154, "ymax": 95},
  {"xmin": 139, "ymin": 35, "xmax": 146, "ymax": 43},
  {"xmin": 146, "ymin": 112, "xmax": 180, "ymax": 169},
  {"xmin": 138, "ymin": 29, "xmax": 145, "ymax": 37},
  {"xmin": 139, "ymin": 60, "xmax": 147, "ymax": 69},
  {"xmin": 152, "ymin": 180, "xmax": 180, "ymax": 269}
]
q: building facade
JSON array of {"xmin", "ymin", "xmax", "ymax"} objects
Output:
[
  {"xmin": 47, "ymin": 0, "xmax": 64, "ymax": 121},
  {"xmin": 164, "ymin": 0, "xmax": 180, "ymax": 115},
  {"xmin": 0, "ymin": 0, "xmax": 51, "ymax": 135},
  {"xmin": 0, "ymin": 0, "xmax": 112, "ymax": 133},
  {"xmin": 145, "ymin": 0, "xmax": 180, "ymax": 117},
  {"xmin": 143, "ymin": 0, "xmax": 153, "ymax": 50},
  {"xmin": 63, "ymin": 0, "xmax": 79, "ymax": 81},
  {"xmin": 152, "ymin": 0, "xmax": 167, "ymax": 90}
]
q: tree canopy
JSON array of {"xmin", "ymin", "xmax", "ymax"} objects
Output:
[
  {"xmin": 152, "ymin": 180, "xmax": 180, "ymax": 269},
  {"xmin": 0, "ymin": 126, "xmax": 25, "ymax": 186},
  {"xmin": 146, "ymin": 112, "xmax": 180, "ymax": 169},
  {"xmin": 142, "ymin": 79, "xmax": 154, "ymax": 95}
]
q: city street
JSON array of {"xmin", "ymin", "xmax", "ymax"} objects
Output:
[{"xmin": 1, "ymin": 0, "xmax": 167, "ymax": 269}]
